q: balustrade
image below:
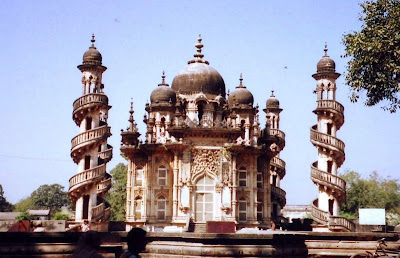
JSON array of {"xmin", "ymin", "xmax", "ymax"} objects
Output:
[
  {"xmin": 98, "ymin": 148, "xmax": 113, "ymax": 161},
  {"xmin": 311, "ymin": 165, "xmax": 346, "ymax": 192},
  {"xmin": 73, "ymin": 93, "xmax": 108, "ymax": 112},
  {"xmin": 271, "ymin": 185, "xmax": 286, "ymax": 199},
  {"xmin": 310, "ymin": 127, "xmax": 345, "ymax": 152},
  {"xmin": 270, "ymin": 129, "xmax": 286, "ymax": 140},
  {"xmin": 316, "ymin": 100, "xmax": 344, "ymax": 114},
  {"xmin": 69, "ymin": 164, "xmax": 106, "ymax": 190},
  {"xmin": 271, "ymin": 156, "xmax": 286, "ymax": 169},
  {"xmin": 97, "ymin": 178, "xmax": 112, "ymax": 194},
  {"xmin": 311, "ymin": 202, "xmax": 329, "ymax": 223},
  {"xmin": 71, "ymin": 126, "xmax": 111, "ymax": 150},
  {"xmin": 92, "ymin": 203, "xmax": 105, "ymax": 220},
  {"xmin": 329, "ymin": 216, "xmax": 356, "ymax": 232}
]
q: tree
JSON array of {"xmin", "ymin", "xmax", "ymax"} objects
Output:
[
  {"xmin": 106, "ymin": 163, "xmax": 127, "ymax": 221},
  {"xmin": 52, "ymin": 212, "xmax": 70, "ymax": 220},
  {"xmin": 30, "ymin": 184, "xmax": 69, "ymax": 216},
  {"xmin": 340, "ymin": 170, "xmax": 400, "ymax": 225},
  {"xmin": 0, "ymin": 184, "xmax": 13, "ymax": 212},
  {"xmin": 14, "ymin": 197, "xmax": 34, "ymax": 212},
  {"xmin": 342, "ymin": 0, "xmax": 400, "ymax": 112}
]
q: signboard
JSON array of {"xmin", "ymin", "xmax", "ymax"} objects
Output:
[{"xmin": 359, "ymin": 208, "xmax": 385, "ymax": 225}]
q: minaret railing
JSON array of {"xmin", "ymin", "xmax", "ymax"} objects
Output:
[{"xmin": 71, "ymin": 125, "xmax": 111, "ymax": 151}]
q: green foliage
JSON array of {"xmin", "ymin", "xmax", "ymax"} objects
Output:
[
  {"xmin": 52, "ymin": 212, "xmax": 70, "ymax": 220},
  {"xmin": 338, "ymin": 211, "xmax": 357, "ymax": 219},
  {"xmin": 106, "ymin": 163, "xmax": 127, "ymax": 221},
  {"xmin": 340, "ymin": 170, "xmax": 400, "ymax": 225},
  {"xmin": 14, "ymin": 197, "xmax": 34, "ymax": 212},
  {"xmin": 30, "ymin": 184, "xmax": 69, "ymax": 217},
  {"xmin": 342, "ymin": 0, "xmax": 400, "ymax": 112},
  {"xmin": 15, "ymin": 211, "xmax": 33, "ymax": 221},
  {"xmin": 0, "ymin": 184, "xmax": 14, "ymax": 212}
]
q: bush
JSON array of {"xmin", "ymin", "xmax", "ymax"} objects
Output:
[
  {"xmin": 15, "ymin": 211, "xmax": 33, "ymax": 221},
  {"xmin": 52, "ymin": 212, "xmax": 70, "ymax": 220}
]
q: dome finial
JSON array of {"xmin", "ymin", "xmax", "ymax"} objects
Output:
[
  {"xmin": 90, "ymin": 34, "xmax": 96, "ymax": 49},
  {"xmin": 128, "ymin": 99, "xmax": 138, "ymax": 132},
  {"xmin": 237, "ymin": 73, "xmax": 246, "ymax": 88},
  {"xmin": 271, "ymin": 90, "xmax": 275, "ymax": 97},
  {"xmin": 158, "ymin": 70, "xmax": 169, "ymax": 87},
  {"xmin": 324, "ymin": 42, "xmax": 328, "ymax": 56}
]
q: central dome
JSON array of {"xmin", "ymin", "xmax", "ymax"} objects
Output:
[{"xmin": 171, "ymin": 36, "xmax": 226, "ymax": 96}]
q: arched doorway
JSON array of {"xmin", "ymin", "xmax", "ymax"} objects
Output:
[{"xmin": 195, "ymin": 175, "xmax": 214, "ymax": 222}]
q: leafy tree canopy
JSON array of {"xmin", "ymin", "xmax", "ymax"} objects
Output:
[
  {"xmin": 15, "ymin": 211, "xmax": 33, "ymax": 221},
  {"xmin": 106, "ymin": 163, "xmax": 127, "ymax": 221},
  {"xmin": 14, "ymin": 197, "xmax": 34, "ymax": 212},
  {"xmin": 343, "ymin": 0, "xmax": 400, "ymax": 112},
  {"xmin": 30, "ymin": 184, "xmax": 69, "ymax": 216},
  {"xmin": 341, "ymin": 170, "xmax": 400, "ymax": 225},
  {"xmin": 0, "ymin": 184, "xmax": 14, "ymax": 212},
  {"xmin": 52, "ymin": 212, "xmax": 70, "ymax": 220}
]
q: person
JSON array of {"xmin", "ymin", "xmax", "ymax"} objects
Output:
[
  {"xmin": 120, "ymin": 228, "xmax": 147, "ymax": 258},
  {"xmin": 73, "ymin": 230, "xmax": 102, "ymax": 258},
  {"xmin": 81, "ymin": 220, "xmax": 90, "ymax": 232}
]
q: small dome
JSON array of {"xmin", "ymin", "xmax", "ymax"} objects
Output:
[
  {"xmin": 82, "ymin": 35, "xmax": 102, "ymax": 65},
  {"xmin": 228, "ymin": 74, "xmax": 254, "ymax": 106},
  {"xmin": 266, "ymin": 91, "xmax": 280, "ymax": 109},
  {"xmin": 316, "ymin": 44, "xmax": 335, "ymax": 73},
  {"xmin": 171, "ymin": 36, "xmax": 226, "ymax": 97},
  {"xmin": 150, "ymin": 72, "xmax": 176, "ymax": 105}
]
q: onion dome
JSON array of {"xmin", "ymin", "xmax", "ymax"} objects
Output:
[
  {"xmin": 227, "ymin": 74, "xmax": 254, "ymax": 106},
  {"xmin": 150, "ymin": 71, "xmax": 177, "ymax": 105},
  {"xmin": 171, "ymin": 35, "xmax": 226, "ymax": 96},
  {"xmin": 316, "ymin": 43, "xmax": 335, "ymax": 73},
  {"xmin": 266, "ymin": 90, "xmax": 280, "ymax": 109},
  {"xmin": 82, "ymin": 34, "xmax": 102, "ymax": 65}
]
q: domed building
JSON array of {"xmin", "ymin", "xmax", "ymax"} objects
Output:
[{"xmin": 120, "ymin": 36, "xmax": 287, "ymax": 231}]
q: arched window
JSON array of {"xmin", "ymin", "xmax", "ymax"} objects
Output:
[
  {"xmin": 238, "ymin": 167, "xmax": 247, "ymax": 187},
  {"xmin": 158, "ymin": 166, "xmax": 167, "ymax": 186},
  {"xmin": 134, "ymin": 197, "xmax": 142, "ymax": 219},
  {"xmin": 238, "ymin": 198, "xmax": 247, "ymax": 221},
  {"xmin": 135, "ymin": 168, "xmax": 143, "ymax": 187},
  {"xmin": 157, "ymin": 196, "xmax": 166, "ymax": 220}
]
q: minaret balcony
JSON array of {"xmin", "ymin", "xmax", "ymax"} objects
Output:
[
  {"xmin": 310, "ymin": 126, "xmax": 345, "ymax": 159},
  {"xmin": 91, "ymin": 202, "xmax": 105, "ymax": 221},
  {"xmin": 69, "ymin": 164, "xmax": 106, "ymax": 193},
  {"xmin": 271, "ymin": 156, "xmax": 286, "ymax": 179},
  {"xmin": 97, "ymin": 177, "xmax": 112, "ymax": 194},
  {"xmin": 311, "ymin": 163, "xmax": 346, "ymax": 196},
  {"xmin": 98, "ymin": 146, "xmax": 113, "ymax": 162},
  {"xmin": 72, "ymin": 93, "xmax": 109, "ymax": 125},
  {"xmin": 73, "ymin": 93, "xmax": 109, "ymax": 113},
  {"xmin": 311, "ymin": 199, "xmax": 329, "ymax": 224},
  {"xmin": 271, "ymin": 185, "xmax": 286, "ymax": 206},
  {"xmin": 314, "ymin": 100, "xmax": 344, "ymax": 128},
  {"xmin": 269, "ymin": 128, "xmax": 285, "ymax": 140},
  {"xmin": 71, "ymin": 125, "xmax": 111, "ymax": 153}
]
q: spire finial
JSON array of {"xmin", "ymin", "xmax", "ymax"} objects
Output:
[
  {"xmin": 158, "ymin": 70, "xmax": 169, "ymax": 87},
  {"xmin": 324, "ymin": 42, "xmax": 328, "ymax": 56},
  {"xmin": 271, "ymin": 90, "xmax": 275, "ymax": 97},
  {"xmin": 128, "ymin": 99, "xmax": 137, "ymax": 132},
  {"xmin": 90, "ymin": 34, "xmax": 96, "ymax": 48},
  {"xmin": 237, "ymin": 73, "xmax": 246, "ymax": 88}
]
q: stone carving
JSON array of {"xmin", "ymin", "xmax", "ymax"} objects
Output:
[
  {"xmin": 270, "ymin": 143, "xmax": 280, "ymax": 152},
  {"xmin": 191, "ymin": 149, "xmax": 220, "ymax": 178}
]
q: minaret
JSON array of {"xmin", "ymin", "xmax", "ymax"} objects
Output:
[
  {"xmin": 69, "ymin": 35, "xmax": 112, "ymax": 227},
  {"xmin": 310, "ymin": 44, "xmax": 353, "ymax": 231},
  {"xmin": 265, "ymin": 91, "xmax": 286, "ymax": 224}
]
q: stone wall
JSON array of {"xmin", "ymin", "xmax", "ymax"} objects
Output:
[{"xmin": 0, "ymin": 231, "xmax": 398, "ymax": 257}]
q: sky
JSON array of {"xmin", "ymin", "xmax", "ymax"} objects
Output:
[{"xmin": 1, "ymin": 0, "xmax": 399, "ymax": 206}]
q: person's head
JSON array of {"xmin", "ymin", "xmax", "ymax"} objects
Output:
[
  {"xmin": 84, "ymin": 219, "xmax": 89, "ymax": 225},
  {"xmin": 127, "ymin": 227, "xmax": 147, "ymax": 254}
]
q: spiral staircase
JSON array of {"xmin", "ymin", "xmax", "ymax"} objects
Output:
[
  {"xmin": 310, "ymin": 45, "xmax": 355, "ymax": 232},
  {"xmin": 69, "ymin": 36, "xmax": 112, "ymax": 224}
]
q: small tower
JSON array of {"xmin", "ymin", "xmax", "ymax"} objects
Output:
[
  {"xmin": 69, "ymin": 35, "xmax": 112, "ymax": 229},
  {"xmin": 265, "ymin": 91, "xmax": 287, "ymax": 224},
  {"xmin": 310, "ymin": 44, "xmax": 354, "ymax": 231}
]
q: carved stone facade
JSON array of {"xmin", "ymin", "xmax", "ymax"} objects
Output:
[{"xmin": 121, "ymin": 36, "xmax": 286, "ymax": 230}]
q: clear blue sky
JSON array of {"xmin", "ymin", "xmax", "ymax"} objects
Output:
[{"xmin": 1, "ymin": 0, "xmax": 399, "ymax": 205}]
